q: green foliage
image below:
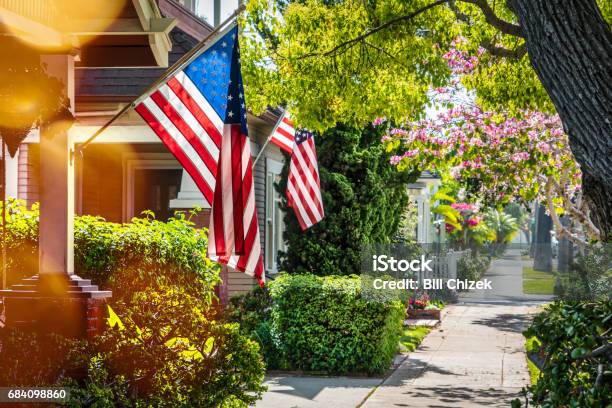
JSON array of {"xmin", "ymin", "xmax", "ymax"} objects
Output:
[
  {"xmin": 0, "ymin": 328, "xmax": 87, "ymax": 388},
  {"xmin": 484, "ymin": 209, "xmax": 519, "ymax": 256},
  {"xmin": 242, "ymin": 1, "xmax": 612, "ymax": 129},
  {"xmin": 66, "ymin": 288, "xmax": 266, "ymax": 407},
  {"xmin": 523, "ymin": 301, "xmax": 612, "ymax": 407},
  {"xmin": 0, "ymin": 199, "xmax": 39, "ymax": 286},
  {"xmin": 2, "ymin": 199, "xmax": 220, "ymax": 301},
  {"xmin": 267, "ymin": 274, "xmax": 405, "ymax": 374},
  {"xmin": 227, "ymin": 286, "xmax": 285, "ymax": 369},
  {"xmin": 278, "ymin": 124, "xmax": 415, "ymax": 276},
  {"xmin": 400, "ymin": 326, "xmax": 431, "ymax": 353},
  {"xmin": 0, "ymin": 200, "xmax": 266, "ymax": 407},
  {"xmin": 556, "ymin": 245, "xmax": 612, "ymax": 301},
  {"xmin": 243, "ymin": 0, "xmax": 456, "ymax": 130},
  {"xmin": 457, "ymin": 255, "xmax": 490, "ymax": 283},
  {"xmin": 525, "ymin": 336, "xmax": 542, "ymax": 385},
  {"xmin": 485, "ymin": 209, "xmax": 519, "ymax": 244}
]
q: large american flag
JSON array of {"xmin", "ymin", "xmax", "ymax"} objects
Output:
[
  {"xmin": 134, "ymin": 25, "xmax": 264, "ymax": 284},
  {"xmin": 287, "ymin": 130, "xmax": 324, "ymax": 230}
]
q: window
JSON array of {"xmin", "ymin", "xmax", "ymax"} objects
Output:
[{"xmin": 265, "ymin": 159, "xmax": 286, "ymax": 274}]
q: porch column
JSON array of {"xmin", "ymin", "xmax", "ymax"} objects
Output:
[{"xmin": 38, "ymin": 55, "xmax": 75, "ymax": 287}]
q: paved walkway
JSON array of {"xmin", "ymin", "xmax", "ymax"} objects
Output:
[
  {"xmin": 254, "ymin": 375, "xmax": 381, "ymax": 408},
  {"xmin": 255, "ymin": 251, "xmax": 546, "ymax": 407},
  {"xmin": 459, "ymin": 250, "xmax": 553, "ymax": 303},
  {"xmin": 362, "ymin": 303, "xmax": 536, "ymax": 407},
  {"xmin": 363, "ymin": 251, "xmax": 544, "ymax": 407}
]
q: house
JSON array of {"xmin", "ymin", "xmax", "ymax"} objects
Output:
[{"xmin": 2, "ymin": 0, "xmax": 287, "ymax": 302}]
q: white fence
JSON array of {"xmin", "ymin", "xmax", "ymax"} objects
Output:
[{"xmin": 415, "ymin": 249, "xmax": 471, "ymax": 289}]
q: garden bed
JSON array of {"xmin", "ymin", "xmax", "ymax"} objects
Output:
[{"xmin": 407, "ymin": 308, "xmax": 441, "ymax": 320}]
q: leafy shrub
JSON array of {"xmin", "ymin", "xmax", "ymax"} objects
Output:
[
  {"xmin": 0, "ymin": 200, "xmax": 266, "ymax": 407},
  {"xmin": 556, "ymin": 244, "xmax": 612, "ymax": 301},
  {"xmin": 267, "ymin": 274, "xmax": 405, "ymax": 374},
  {"xmin": 523, "ymin": 301, "xmax": 611, "ymax": 407},
  {"xmin": 1, "ymin": 199, "xmax": 39, "ymax": 286},
  {"xmin": 2, "ymin": 200, "xmax": 220, "ymax": 300},
  {"xmin": 0, "ymin": 328, "xmax": 87, "ymax": 388},
  {"xmin": 226, "ymin": 286, "xmax": 285, "ymax": 369},
  {"xmin": 457, "ymin": 255, "xmax": 490, "ymax": 284},
  {"xmin": 0, "ymin": 288, "xmax": 266, "ymax": 407},
  {"xmin": 67, "ymin": 287, "xmax": 266, "ymax": 407}
]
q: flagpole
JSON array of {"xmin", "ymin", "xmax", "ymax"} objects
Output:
[
  {"xmin": 253, "ymin": 109, "xmax": 287, "ymax": 167},
  {"xmin": 77, "ymin": 3, "xmax": 247, "ymax": 152}
]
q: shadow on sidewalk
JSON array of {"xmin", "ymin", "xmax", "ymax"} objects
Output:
[
  {"xmin": 396, "ymin": 386, "xmax": 522, "ymax": 407},
  {"xmin": 472, "ymin": 312, "xmax": 532, "ymax": 333}
]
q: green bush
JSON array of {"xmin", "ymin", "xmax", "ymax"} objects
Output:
[
  {"xmin": 457, "ymin": 255, "xmax": 490, "ymax": 284},
  {"xmin": 227, "ymin": 286, "xmax": 285, "ymax": 369},
  {"xmin": 522, "ymin": 301, "xmax": 611, "ymax": 407},
  {"xmin": 68, "ymin": 287, "xmax": 266, "ymax": 407},
  {"xmin": 267, "ymin": 274, "xmax": 405, "ymax": 374},
  {"xmin": 556, "ymin": 244, "xmax": 612, "ymax": 301},
  {"xmin": 0, "ymin": 200, "xmax": 267, "ymax": 407},
  {"xmin": 2, "ymin": 200, "xmax": 220, "ymax": 300},
  {"xmin": 277, "ymin": 124, "xmax": 416, "ymax": 276}
]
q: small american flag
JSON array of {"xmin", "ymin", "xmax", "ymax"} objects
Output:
[
  {"xmin": 287, "ymin": 130, "xmax": 324, "ymax": 230},
  {"xmin": 134, "ymin": 25, "xmax": 264, "ymax": 284},
  {"xmin": 269, "ymin": 111, "xmax": 295, "ymax": 153}
]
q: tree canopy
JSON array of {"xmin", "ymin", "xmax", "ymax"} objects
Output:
[
  {"xmin": 242, "ymin": 0, "xmax": 609, "ymax": 130},
  {"xmin": 241, "ymin": 0, "xmax": 612, "ymax": 240}
]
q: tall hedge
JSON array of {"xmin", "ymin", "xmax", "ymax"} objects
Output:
[{"xmin": 277, "ymin": 123, "xmax": 416, "ymax": 275}]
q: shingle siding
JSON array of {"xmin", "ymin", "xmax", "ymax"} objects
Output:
[{"xmin": 75, "ymin": 29, "xmax": 199, "ymax": 97}]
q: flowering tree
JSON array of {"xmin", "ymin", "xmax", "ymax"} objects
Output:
[{"xmin": 380, "ymin": 45, "xmax": 599, "ymax": 244}]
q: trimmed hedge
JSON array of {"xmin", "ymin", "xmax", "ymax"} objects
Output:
[{"xmin": 266, "ymin": 274, "xmax": 404, "ymax": 375}]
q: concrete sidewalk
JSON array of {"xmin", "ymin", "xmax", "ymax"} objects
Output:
[
  {"xmin": 254, "ymin": 375, "xmax": 382, "ymax": 408},
  {"xmin": 362, "ymin": 303, "xmax": 537, "ymax": 407}
]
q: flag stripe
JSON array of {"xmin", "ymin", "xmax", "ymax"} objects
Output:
[
  {"xmin": 270, "ymin": 111, "xmax": 295, "ymax": 153},
  {"xmin": 162, "ymin": 80, "xmax": 221, "ymax": 155},
  {"xmin": 291, "ymin": 144, "xmax": 324, "ymax": 214},
  {"xmin": 150, "ymin": 90, "xmax": 218, "ymax": 178},
  {"xmin": 172, "ymin": 72, "xmax": 223, "ymax": 147},
  {"xmin": 135, "ymin": 102, "xmax": 214, "ymax": 204}
]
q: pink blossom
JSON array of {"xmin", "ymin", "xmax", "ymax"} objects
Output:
[
  {"xmin": 373, "ymin": 117, "xmax": 387, "ymax": 126},
  {"xmin": 536, "ymin": 141, "xmax": 551, "ymax": 154}
]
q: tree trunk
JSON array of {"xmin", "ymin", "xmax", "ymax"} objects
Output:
[
  {"xmin": 509, "ymin": 0, "xmax": 612, "ymax": 241},
  {"xmin": 557, "ymin": 216, "xmax": 573, "ymax": 273},
  {"xmin": 533, "ymin": 204, "xmax": 552, "ymax": 272}
]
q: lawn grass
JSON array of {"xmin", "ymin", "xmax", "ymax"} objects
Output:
[
  {"xmin": 523, "ymin": 266, "xmax": 555, "ymax": 295},
  {"xmin": 525, "ymin": 336, "xmax": 542, "ymax": 385},
  {"xmin": 399, "ymin": 326, "xmax": 431, "ymax": 352}
]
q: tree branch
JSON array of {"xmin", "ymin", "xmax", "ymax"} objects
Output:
[
  {"xmin": 459, "ymin": 0, "xmax": 523, "ymax": 37},
  {"xmin": 295, "ymin": 0, "xmax": 524, "ymax": 62},
  {"xmin": 297, "ymin": 0, "xmax": 450, "ymax": 59},
  {"xmin": 480, "ymin": 39, "xmax": 527, "ymax": 58}
]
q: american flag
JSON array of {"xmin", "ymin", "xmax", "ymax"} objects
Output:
[
  {"xmin": 134, "ymin": 25, "xmax": 264, "ymax": 283},
  {"xmin": 269, "ymin": 111, "xmax": 295, "ymax": 153},
  {"xmin": 287, "ymin": 130, "xmax": 324, "ymax": 230}
]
